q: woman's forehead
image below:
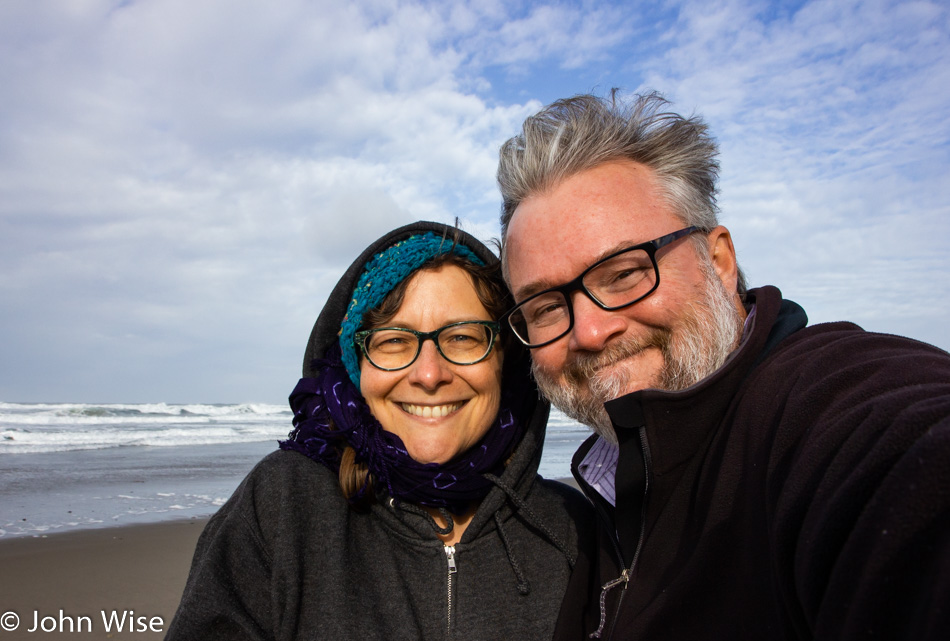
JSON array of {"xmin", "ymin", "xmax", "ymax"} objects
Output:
[{"xmin": 392, "ymin": 265, "xmax": 491, "ymax": 327}]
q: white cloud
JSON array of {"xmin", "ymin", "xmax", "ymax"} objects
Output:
[
  {"xmin": 0, "ymin": 0, "xmax": 520, "ymax": 401},
  {"xmin": 483, "ymin": 4, "xmax": 629, "ymax": 69},
  {"xmin": 1, "ymin": 0, "xmax": 948, "ymax": 402},
  {"xmin": 0, "ymin": 0, "xmax": 588, "ymax": 403},
  {"xmin": 628, "ymin": 0, "xmax": 950, "ymax": 346}
]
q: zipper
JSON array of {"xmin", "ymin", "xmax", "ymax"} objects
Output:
[
  {"xmin": 444, "ymin": 545, "xmax": 457, "ymax": 636},
  {"xmin": 590, "ymin": 425, "xmax": 652, "ymax": 640}
]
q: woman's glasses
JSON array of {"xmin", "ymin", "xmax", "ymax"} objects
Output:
[{"xmin": 356, "ymin": 320, "xmax": 500, "ymax": 371}]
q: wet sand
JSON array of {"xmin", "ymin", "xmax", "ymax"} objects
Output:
[
  {"xmin": 0, "ymin": 519, "xmax": 207, "ymax": 640},
  {"xmin": 0, "ymin": 477, "xmax": 581, "ymax": 640}
]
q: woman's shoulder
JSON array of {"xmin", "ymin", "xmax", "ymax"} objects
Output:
[
  {"xmin": 530, "ymin": 476, "xmax": 597, "ymax": 561},
  {"xmin": 191, "ymin": 449, "xmax": 353, "ymax": 559},
  {"xmin": 222, "ymin": 450, "xmax": 345, "ymax": 528},
  {"xmin": 239, "ymin": 448, "xmax": 338, "ymax": 492},
  {"xmin": 530, "ymin": 475, "xmax": 593, "ymax": 518},
  {"xmin": 252, "ymin": 447, "xmax": 334, "ymax": 475}
]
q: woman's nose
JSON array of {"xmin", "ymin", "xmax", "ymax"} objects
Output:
[{"xmin": 407, "ymin": 339, "xmax": 453, "ymax": 389}]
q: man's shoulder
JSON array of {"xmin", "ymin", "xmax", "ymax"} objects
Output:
[
  {"xmin": 767, "ymin": 320, "xmax": 950, "ymax": 374},
  {"xmin": 741, "ymin": 320, "xmax": 950, "ymax": 437}
]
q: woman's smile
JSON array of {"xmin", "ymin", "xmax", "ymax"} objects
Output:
[{"xmin": 399, "ymin": 401, "xmax": 465, "ymax": 418}]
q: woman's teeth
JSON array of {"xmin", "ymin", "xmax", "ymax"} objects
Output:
[{"xmin": 400, "ymin": 402, "xmax": 462, "ymax": 418}]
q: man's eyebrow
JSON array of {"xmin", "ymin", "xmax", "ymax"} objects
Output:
[
  {"xmin": 512, "ymin": 239, "xmax": 644, "ymax": 302},
  {"xmin": 513, "ymin": 278, "xmax": 562, "ymax": 302}
]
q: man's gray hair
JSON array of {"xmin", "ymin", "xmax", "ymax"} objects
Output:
[{"xmin": 497, "ymin": 90, "xmax": 747, "ymax": 296}]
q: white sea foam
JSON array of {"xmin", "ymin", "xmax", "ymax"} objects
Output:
[
  {"xmin": 0, "ymin": 401, "xmax": 292, "ymax": 454},
  {"xmin": 0, "ymin": 401, "xmax": 590, "ymax": 539},
  {"xmin": 0, "ymin": 401, "xmax": 590, "ymax": 470}
]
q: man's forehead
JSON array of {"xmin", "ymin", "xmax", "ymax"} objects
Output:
[
  {"xmin": 506, "ymin": 211, "xmax": 659, "ymax": 302},
  {"xmin": 508, "ymin": 233, "xmax": 644, "ymax": 300},
  {"xmin": 504, "ymin": 160, "xmax": 677, "ymax": 296}
]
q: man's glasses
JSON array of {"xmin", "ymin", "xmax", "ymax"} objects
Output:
[
  {"xmin": 355, "ymin": 321, "xmax": 500, "ymax": 371},
  {"xmin": 504, "ymin": 226, "xmax": 703, "ymax": 348}
]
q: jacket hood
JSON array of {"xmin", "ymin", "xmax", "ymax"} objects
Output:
[
  {"xmin": 297, "ymin": 221, "xmax": 551, "ymax": 513},
  {"xmin": 302, "ymin": 221, "xmax": 500, "ymax": 377}
]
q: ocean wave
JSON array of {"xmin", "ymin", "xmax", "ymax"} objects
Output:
[
  {"xmin": 0, "ymin": 402, "xmax": 587, "ymax": 461},
  {"xmin": 0, "ymin": 400, "xmax": 288, "ymax": 416},
  {"xmin": 0, "ymin": 401, "xmax": 290, "ymax": 425},
  {"xmin": 0, "ymin": 426, "xmax": 290, "ymax": 454},
  {"xmin": 0, "ymin": 401, "xmax": 292, "ymax": 454}
]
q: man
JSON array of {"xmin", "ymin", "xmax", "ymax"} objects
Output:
[{"xmin": 497, "ymin": 92, "xmax": 950, "ymax": 640}]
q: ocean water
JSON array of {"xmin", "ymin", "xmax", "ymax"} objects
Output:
[{"xmin": 0, "ymin": 402, "xmax": 589, "ymax": 539}]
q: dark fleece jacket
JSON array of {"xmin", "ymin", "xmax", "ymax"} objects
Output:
[
  {"xmin": 166, "ymin": 221, "xmax": 594, "ymax": 641},
  {"xmin": 555, "ymin": 286, "xmax": 950, "ymax": 640}
]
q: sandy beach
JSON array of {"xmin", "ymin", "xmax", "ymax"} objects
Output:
[
  {"xmin": 0, "ymin": 480, "xmax": 583, "ymax": 640},
  {"xmin": 0, "ymin": 402, "xmax": 588, "ymax": 639},
  {"xmin": 0, "ymin": 518, "xmax": 207, "ymax": 640}
]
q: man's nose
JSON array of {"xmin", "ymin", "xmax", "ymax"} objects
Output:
[
  {"xmin": 567, "ymin": 291, "xmax": 627, "ymax": 352},
  {"xmin": 407, "ymin": 339, "xmax": 453, "ymax": 389}
]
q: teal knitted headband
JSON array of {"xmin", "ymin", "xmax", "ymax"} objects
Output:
[{"xmin": 339, "ymin": 232, "xmax": 485, "ymax": 387}]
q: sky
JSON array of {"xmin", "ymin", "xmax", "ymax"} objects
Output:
[{"xmin": 1, "ymin": 0, "xmax": 948, "ymax": 404}]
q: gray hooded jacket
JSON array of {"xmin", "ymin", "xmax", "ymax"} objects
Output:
[{"xmin": 166, "ymin": 221, "xmax": 593, "ymax": 641}]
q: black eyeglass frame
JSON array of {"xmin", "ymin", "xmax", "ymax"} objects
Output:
[
  {"xmin": 355, "ymin": 320, "xmax": 501, "ymax": 371},
  {"xmin": 503, "ymin": 226, "xmax": 704, "ymax": 348}
]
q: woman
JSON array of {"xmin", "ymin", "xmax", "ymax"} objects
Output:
[{"xmin": 167, "ymin": 221, "xmax": 593, "ymax": 640}]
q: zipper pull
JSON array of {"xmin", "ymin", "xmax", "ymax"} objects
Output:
[
  {"xmin": 445, "ymin": 545, "xmax": 457, "ymax": 574},
  {"xmin": 444, "ymin": 545, "xmax": 458, "ymax": 635},
  {"xmin": 590, "ymin": 569, "xmax": 630, "ymax": 639}
]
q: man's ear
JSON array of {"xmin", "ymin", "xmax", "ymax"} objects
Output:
[{"xmin": 706, "ymin": 226, "xmax": 739, "ymax": 292}]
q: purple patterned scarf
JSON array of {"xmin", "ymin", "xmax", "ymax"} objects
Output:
[{"xmin": 280, "ymin": 343, "xmax": 526, "ymax": 513}]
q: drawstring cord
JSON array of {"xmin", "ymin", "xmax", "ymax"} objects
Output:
[
  {"xmin": 389, "ymin": 498, "xmax": 455, "ymax": 536},
  {"xmin": 388, "ymin": 474, "xmax": 577, "ymax": 598},
  {"xmin": 482, "ymin": 473, "xmax": 580, "ymax": 597},
  {"xmin": 482, "ymin": 473, "xmax": 577, "ymax": 568},
  {"xmin": 493, "ymin": 511, "xmax": 530, "ymax": 594}
]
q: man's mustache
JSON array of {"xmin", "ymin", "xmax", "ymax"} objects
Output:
[{"xmin": 562, "ymin": 330, "xmax": 670, "ymax": 387}]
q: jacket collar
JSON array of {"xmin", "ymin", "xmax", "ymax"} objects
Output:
[{"xmin": 602, "ymin": 286, "xmax": 806, "ymax": 476}]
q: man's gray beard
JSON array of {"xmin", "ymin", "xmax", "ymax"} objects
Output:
[{"xmin": 532, "ymin": 259, "xmax": 744, "ymax": 445}]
